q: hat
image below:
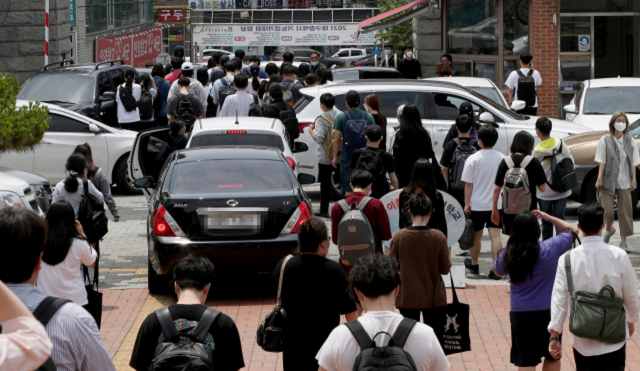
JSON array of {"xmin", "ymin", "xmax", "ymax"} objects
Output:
[
  {"xmin": 459, "ymin": 102, "xmax": 473, "ymax": 115},
  {"xmin": 397, "ymin": 104, "xmax": 405, "ymax": 118},
  {"xmin": 366, "ymin": 124, "xmax": 383, "ymax": 142},
  {"xmin": 181, "ymin": 62, "xmax": 193, "ymax": 71},
  {"xmin": 174, "ymin": 45, "xmax": 185, "ymax": 57},
  {"xmin": 249, "ymin": 64, "xmax": 260, "ymax": 75},
  {"xmin": 269, "ymin": 82, "xmax": 283, "ymax": 99},
  {"xmin": 346, "ymin": 90, "xmax": 360, "ymax": 107}
]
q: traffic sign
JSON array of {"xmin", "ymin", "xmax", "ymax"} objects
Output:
[{"xmin": 371, "ymin": 45, "xmax": 381, "ymax": 56}]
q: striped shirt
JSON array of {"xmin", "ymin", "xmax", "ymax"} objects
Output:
[{"xmin": 5, "ymin": 283, "xmax": 115, "ymax": 371}]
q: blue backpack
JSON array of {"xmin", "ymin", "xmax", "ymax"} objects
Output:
[{"xmin": 343, "ymin": 110, "xmax": 369, "ymax": 158}]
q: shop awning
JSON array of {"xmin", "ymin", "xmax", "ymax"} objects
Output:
[{"xmin": 358, "ymin": 0, "xmax": 435, "ymax": 35}]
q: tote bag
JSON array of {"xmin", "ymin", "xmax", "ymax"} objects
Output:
[
  {"xmin": 441, "ymin": 274, "xmax": 471, "ymax": 355},
  {"xmin": 83, "ymin": 265, "xmax": 103, "ymax": 328}
]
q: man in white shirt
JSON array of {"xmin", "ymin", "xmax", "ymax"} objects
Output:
[
  {"xmin": 548, "ymin": 202, "xmax": 639, "ymax": 371},
  {"xmin": 211, "ymin": 59, "xmax": 240, "ymax": 116},
  {"xmin": 316, "ymin": 254, "xmax": 450, "ymax": 371},
  {"xmin": 461, "ymin": 125, "xmax": 504, "ymax": 278},
  {"xmin": 505, "ymin": 53, "xmax": 542, "ymax": 116},
  {"xmin": 219, "ymin": 73, "xmax": 260, "ymax": 118},
  {"xmin": 167, "ymin": 62, "xmax": 207, "ymax": 113}
]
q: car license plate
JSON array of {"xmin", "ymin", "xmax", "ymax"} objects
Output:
[{"xmin": 198, "ymin": 208, "xmax": 267, "ymax": 231}]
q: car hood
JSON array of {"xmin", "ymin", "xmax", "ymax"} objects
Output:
[
  {"xmin": 0, "ymin": 173, "xmax": 30, "ymax": 195},
  {"xmin": 0, "ymin": 166, "xmax": 50, "ymax": 186},
  {"xmin": 575, "ymin": 114, "xmax": 640, "ymax": 131},
  {"xmin": 522, "ymin": 116, "xmax": 591, "ymax": 135},
  {"xmin": 562, "ymin": 130, "xmax": 607, "ymax": 148}
]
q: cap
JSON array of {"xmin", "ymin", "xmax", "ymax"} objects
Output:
[
  {"xmin": 397, "ymin": 104, "xmax": 405, "ymax": 118},
  {"xmin": 269, "ymin": 82, "xmax": 283, "ymax": 98},
  {"xmin": 346, "ymin": 90, "xmax": 360, "ymax": 107},
  {"xmin": 249, "ymin": 64, "xmax": 260, "ymax": 75},
  {"xmin": 174, "ymin": 45, "xmax": 185, "ymax": 57},
  {"xmin": 181, "ymin": 62, "xmax": 193, "ymax": 71},
  {"xmin": 459, "ymin": 102, "xmax": 473, "ymax": 115},
  {"xmin": 366, "ymin": 124, "xmax": 383, "ymax": 142}
]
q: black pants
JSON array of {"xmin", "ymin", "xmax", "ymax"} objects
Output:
[
  {"xmin": 155, "ymin": 116, "xmax": 169, "ymax": 127},
  {"xmin": 516, "ymin": 107, "xmax": 537, "ymax": 116},
  {"xmin": 318, "ymin": 163, "xmax": 333, "ymax": 213},
  {"xmin": 399, "ymin": 307, "xmax": 446, "ymax": 348},
  {"xmin": 574, "ymin": 345, "xmax": 625, "ymax": 371}
]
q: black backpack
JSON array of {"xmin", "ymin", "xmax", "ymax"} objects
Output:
[
  {"xmin": 149, "ymin": 307, "xmax": 221, "ymax": 371},
  {"xmin": 269, "ymin": 103, "xmax": 299, "ymax": 147},
  {"xmin": 516, "ymin": 70, "xmax": 537, "ymax": 107},
  {"xmin": 449, "ymin": 138, "xmax": 478, "ymax": 190},
  {"xmin": 345, "ymin": 318, "xmax": 419, "ymax": 371},
  {"xmin": 175, "ymin": 93, "xmax": 197, "ymax": 127},
  {"xmin": 78, "ymin": 180, "xmax": 108, "ymax": 244},
  {"xmin": 34, "ymin": 297, "xmax": 72, "ymax": 371},
  {"xmin": 153, "ymin": 79, "xmax": 165, "ymax": 115},
  {"xmin": 355, "ymin": 149, "xmax": 387, "ymax": 196},
  {"xmin": 218, "ymin": 78, "xmax": 237, "ymax": 110},
  {"xmin": 138, "ymin": 91, "xmax": 154, "ymax": 120},
  {"xmin": 538, "ymin": 140, "xmax": 578, "ymax": 193},
  {"xmin": 118, "ymin": 85, "xmax": 138, "ymax": 112},
  {"xmin": 248, "ymin": 95, "xmax": 263, "ymax": 117}
]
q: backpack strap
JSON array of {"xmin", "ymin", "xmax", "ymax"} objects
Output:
[
  {"xmin": 320, "ymin": 114, "xmax": 335, "ymax": 126},
  {"xmin": 285, "ymin": 82, "xmax": 295, "ymax": 93},
  {"xmin": 564, "ymin": 253, "xmax": 574, "ymax": 297},
  {"xmin": 520, "ymin": 155, "xmax": 534, "ymax": 169},
  {"xmin": 527, "ymin": 69, "xmax": 535, "ymax": 76},
  {"xmin": 155, "ymin": 307, "xmax": 179, "ymax": 342},
  {"xmin": 391, "ymin": 318, "xmax": 417, "ymax": 348},
  {"xmin": 504, "ymin": 156, "xmax": 515, "ymax": 169},
  {"xmin": 357, "ymin": 196, "xmax": 373, "ymax": 211},
  {"xmin": 468, "ymin": 138, "xmax": 477, "ymax": 147},
  {"xmin": 345, "ymin": 320, "xmax": 374, "ymax": 350},
  {"xmin": 253, "ymin": 94, "xmax": 259, "ymax": 105},
  {"xmin": 344, "ymin": 110, "xmax": 354, "ymax": 121},
  {"xmin": 221, "ymin": 78, "xmax": 229, "ymax": 87},
  {"xmin": 193, "ymin": 308, "xmax": 221, "ymax": 343},
  {"xmin": 337, "ymin": 199, "xmax": 351, "ymax": 214},
  {"xmin": 33, "ymin": 297, "xmax": 71, "ymax": 327},
  {"xmin": 452, "ymin": 137, "xmax": 462, "ymax": 147},
  {"xmin": 516, "ymin": 70, "xmax": 524, "ymax": 77}
]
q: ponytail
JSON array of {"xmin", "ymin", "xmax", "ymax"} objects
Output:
[
  {"xmin": 124, "ymin": 68, "xmax": 136, "ymax": 93},
  {"xmin": 64, "ymin": 154, "xmax": 87, "ymax": 193},
  {"xmin": 251, "ymin": 71, "xmax": 260, "ymax": 93}
]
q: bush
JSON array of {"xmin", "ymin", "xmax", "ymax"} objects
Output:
[
  {"xmin": 374, "ymin": 0, "xmax": 414, "ymax": 58},
  {"xmin": 0, "ymin": 74, "xmax": 49, "ymax": 152}
]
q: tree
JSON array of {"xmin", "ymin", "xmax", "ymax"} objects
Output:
[
  {"xmin": 374, "ymin": 0, "xmax": 413, "ymax": 57},
  {"xmin": 0, "ymin": 74, "xmax": 49, "ymax": 153}
]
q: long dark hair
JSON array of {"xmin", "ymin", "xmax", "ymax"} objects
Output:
[
  {"xmin": 400, "ymin": 104, "xmax": 429, "ymax": 137},
  {"xmin": 124, "ymin": 68, "xmax": 136, "ymax": 93},
  {"xmin": 319, "ymin": 68, "xmax": 332, "ymax": 85},
  {"xmin": 250, "ymin": 67, "xmax": 260, "ymax": 92},
  {"xmin": 501, "ymin": 211, "xmax": 541, "ymax": 283},
  {"xmin": 139, "ymin": 73, "xmax": 152, "ymax": 92},
  {"xmin": 297, "ymin": 64, "xmax": 310, "ymax": 80},
  {"xmin": 64, "ymin": 154, "xmax": 86, "ymax": 193},
  {"xmin": 510, "ymin": 131, "xmax": 535, "ymax": 155},
  {"xmin": 43, "ymin": 201, "xmax": 86, "ymax": 266},
  {"xmin": 408, "ymin": 188, "xmax": 432, "ymax": 217},
  {"xmin": 365, "ymin": 94, "xmax": 386, "ymax": 134},
  {"xmin": 196, "ymin": 68, "xmax": 209, "ymax": 87},
  {"xmin": 407, "ymin": 158, "xmax": 438, "ymax": 201}
]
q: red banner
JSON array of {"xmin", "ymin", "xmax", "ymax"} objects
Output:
[
  {"xmin": 96, "ymin": 28, "xmax": 162, "ymax": 68},
  {"xmin": 156, "ymin": 6, "xmax": 188, "ymax": 23}
]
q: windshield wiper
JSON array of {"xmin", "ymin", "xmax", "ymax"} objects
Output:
[
  {"xmin": 624, "ymin": 112, "xmax": 640, "ymax": 114},
  {"xmin": 41, "ymin": 100, "xmax": 74, "ymax": 105},
  {"xmin": 584, "ymin": 112, "xmax": 608, "ymax": 115}
]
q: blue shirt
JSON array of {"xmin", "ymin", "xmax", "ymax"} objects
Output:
[
  {"xmin": 238, "ymin": 66, "xmax": 267, "ymax": 79},
  {"xmin": 309, "ymin": 62, "xmax": 326, "ymax": 76},
  {"xmin": 153, "ymin": 76, "xmax": 170, "ymax": 117}
]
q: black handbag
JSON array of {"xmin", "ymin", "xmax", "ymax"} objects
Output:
[
  {"xmin": 441, "ymin": 274, "xmax": 471, "ymax": 355},
  {"xmin": 256, "ymin": 255, "xmax": 292, "ymax": 352},
  {"xmin": 78, "ymin": 180, "xmax": 108, "ymax": 244},
  {"xmin": 83, "ymin": 265, "xmax": 103, "ymax": 329}
]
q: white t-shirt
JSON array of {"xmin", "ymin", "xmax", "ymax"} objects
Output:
[
  {"xmin": 461, "ymin": 149, "xmax": 504, "ymax": 211},
  {"xmin": 595, "ymin": 134, "xmax": 640, "ymax": 190},
  {"xmin": 504, "ymin": 68, "xmax": 542, "ymax": 107},
  {"xmin": 116, "ymin": 83, "xmax": 141, "ymax": 123},
  {"xmin": 316, "ymin": 311, "xmax": 450, "ymax": 371},
  {"xmin": 37, "ymin": 238, "xmax": 97, "ymax": 306}
]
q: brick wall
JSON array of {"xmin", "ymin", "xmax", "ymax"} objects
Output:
[{"xmin": 530, "ymin": 0, "xmax": 559, "ymax": 118}]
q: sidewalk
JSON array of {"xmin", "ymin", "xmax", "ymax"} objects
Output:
[{"xmin": 102, "ymin": 285, "xmax": 640, "ymax": 371}]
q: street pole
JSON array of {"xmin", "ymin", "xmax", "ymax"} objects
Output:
[{"xmin": 45, "ymin": 0, "xmax": 49, "ymax": 65}]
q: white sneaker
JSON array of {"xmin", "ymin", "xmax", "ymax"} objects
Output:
[
  {"xmin": 620, "ymin": 242, "xmax": 630, "ymax": 252},
  {"xmin": 456, "ymin": 250, "xmax": 470, "ymax": 257},
  {"xmin": 603, "ymin": 226, "xmax": 616, "ymax": 244}
]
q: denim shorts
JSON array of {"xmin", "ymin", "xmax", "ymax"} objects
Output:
[{"xmin": 340, "ymin": 159, "xmax": 353, "ymax": 192}]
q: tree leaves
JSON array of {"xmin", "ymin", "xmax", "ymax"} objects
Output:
[{"xmin": 374, "ymin": 0, "xmax": 414, "ymax": 57}]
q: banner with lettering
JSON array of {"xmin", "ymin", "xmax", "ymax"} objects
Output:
[
  {"xmin": 155, "ymin": 6, "xmax": 189, "ymax": 23},
  {"xmin": 96, "ymin": 28, "xmax": 163, "ymax": 68},
  {"xmin": 192, "ymin": 23, "xmax": 376, "ymax": 46}
]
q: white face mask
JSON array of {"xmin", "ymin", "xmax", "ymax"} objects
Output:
[
  {"xmin": 311, "ymin": 61, "xmax": 318, "ymax": 67},
  {"xmin": 364, "ymin": 103, "xmax": 370, "ymax": 112},
  {"xmin": 614, "ymin": 122, "xmax": 627, "ymax": 132},
  {"xmin": 405, "ymin": 51, "xmax": 413, "ymax": 58}
]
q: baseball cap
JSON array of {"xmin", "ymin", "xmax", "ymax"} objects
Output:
[
  {"xmin": 459, "ymin": 102, "xmax": 473, "ymax": 115},
  {"xmin": 346, "ymin": 90, "xmax": 360, "ymax": 107},
  {"xmin": 249, "ymin": 64, "xmax": 260, "ymax": 75},
  {"xmin": 181, "ymin": 62, "xmax": 193, "ymax": 71},
  {"xmin": 366, "ymin": 124, "xmax": 383, "ymax": 142},
  {"xmin": 269, "ymin": 82, "xmax": 283, "ymax": 99},
  {"xmin": 174, "ymin": 45, "xmax": 185, "ymax": 57}
]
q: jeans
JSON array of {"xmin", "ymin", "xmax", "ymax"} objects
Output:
[
  {"xmin": 538, "ymin": 198, "xmax": 568, "ymax": 240},
  {"xmin": 339, "ymin": 159, "xmax": 353, "ymax": 192},
  {"xmin": 318, "ymin": 163, "xmax": 333, "ymax": 213}
]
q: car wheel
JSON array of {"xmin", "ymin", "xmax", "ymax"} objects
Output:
[
  {"xmin": 585, "ymin": 170, "xmax": 639, "ymax": 211},
  {"xmin": 148, "ymin": 260, "xmax": 171, "ymax": 295},
  {"xmin": 114, "ymin": 157, "xmax": 141, "ymax": 195},
  {"xmin": 330, "ymin": 166, "xmax": 344, "ymax": 200}
]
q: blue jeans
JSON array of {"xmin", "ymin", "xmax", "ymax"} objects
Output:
[
  {"xmin": 340, "ymin": 159, "xmax": 353, "ymax": 192},
  {"xmin": 538, "ymin": 198, "xmax": 568, "ymax": 240}
]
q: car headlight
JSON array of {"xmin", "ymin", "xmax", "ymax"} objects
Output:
[{"xmin": 0, "ymin": 191, "xmax": 27, "ymax": 208}]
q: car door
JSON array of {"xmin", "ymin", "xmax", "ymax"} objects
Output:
[
  {"xmin": 349, "ymin": 50, "xmax": 363, "ymax": 63},
  {"xmin": 33, "ymin": 112, "xmax": 109, "ymax": 184},
  {"xmin": 129, "ymin": 127, "xmax": 172, "ymax": 199},
  {"xmin": 96, "ymin": 71, "xmax": 118, "ymax": 127},
  {"xmin": 0, "ymin": 146, "xmax": 34, "ymax": 173}
]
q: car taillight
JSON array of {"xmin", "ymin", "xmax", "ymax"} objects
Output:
[
  {"xmin": 281, "ymin": 202, "xmax": 312, "ymax": 234},
  {"xmin": 153, "ymin": 205, "xmax": 185, "ymax": 237},
  {"xmin": 227, "ymin": 130, "xmax": 246, "ymax": 134},
  {"xmin": 354, "ymin": 62, "xmax": 362, "ymax": 66},
  {"xmin": 286, "ymin": 157, "xmax": 296, "ymax": 171},
  {"xmin": 299, "ymin": 121, "xmax": 313, "ymax": 133}
]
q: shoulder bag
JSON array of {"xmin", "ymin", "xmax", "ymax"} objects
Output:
[
  {"xmin": 256, "ymin": 254, "xmax": 293, "ymax": 352},
  {"xmin": 78, "ymin": 180, "xmax": 109, "ymax": 244}
]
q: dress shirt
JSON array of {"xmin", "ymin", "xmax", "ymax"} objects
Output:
[
  {"xmin": 6, "ymin": 283, "xmax": 115, "ymax": 371},
  {"xmin": 219, "ymin": 90, "xmax": 260, "ymax": 118},
  {"xmin": 595, "ymin": 134, "xmax": 640, "ymax": 190},
  {"xmin": 548, "ymin": 236, "xmax": 640, "ymax": 356},
  {"xmin": 0, "ymin": 316, "xmax": 52, "ymax": 371}
]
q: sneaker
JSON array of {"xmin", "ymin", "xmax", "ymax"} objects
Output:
[
  {"xmin": 456, "ymin": 250, "xmax": 470, "ymax": 257},
  {"xmin": 603, "ymin": 226, "xmax": 616, "ymax": 244},
  {"xmin": 464, "ymin": 258, "xmax": 479, "ymax": 274},
  {"xmin": 488, "ymin": 269, "xmax": 501, "ymax": 280},
  {"xmin": 314, "ymin": 211, "xmax": 330, "ymax": 218},
  {"xmin": 620, "ymin": 242, "xmax": 630, "ymax": 252}
]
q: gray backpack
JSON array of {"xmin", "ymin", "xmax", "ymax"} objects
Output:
[
  {"xmin": 502, "ymin": 156, "xmax": 532, "ymax": 215},
  {"xmin": 337, "ymin": 197, "xmax": 376, "ymax": 267},
  {"xmin": 449, "ymin": 138, "xmax": 477, "ymax": 190}
]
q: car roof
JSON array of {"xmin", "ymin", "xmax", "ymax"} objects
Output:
[
  {"xmin": 334, "ymin": 66, "xmax": 399, "ymax": 72},
  {"xmin": 193, "ymin": 117, "xmax": 282, "ymax": 133},
  {"xmin": 35, "ymin": 60, "xmax": 130, "ymax": 76},
  {"xmin": 176, "ymin": 146, "xmax": 283, "ymax": 163},
  {"xmin": 586, "ymin": 77, "xmax": 640, "ymax": 88},
  {"xmin": 425, "ymin": 76, "xmax": 496, "ymax": 88},
  {"xmin": 302, "ymin": 79, "xmax": 468, "ymax": 97}
]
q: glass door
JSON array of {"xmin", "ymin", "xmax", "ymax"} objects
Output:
[{"xmin": 559, "ymin": 16, "xmax": 592, "ymax": 108}]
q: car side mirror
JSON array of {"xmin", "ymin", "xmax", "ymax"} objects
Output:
[
  {"xmin": 133, "ymin": 176, "xmax": 155, "ymax": 189},
  {"xmin": 89, "ymin": 123, "xmax": 101, "ymax": 134},
  {"xmin": 293, "ymin": 141, "xmax": 309, "ymax": 153},
  {"xmin": 100, "ymin": 92, "xmax": 115, "ymax": 102},
  {"xmin": 563, "ymin": 104, "xmax": 578, "ymax": 114},
  {"xmin": 298, "ymin": 173, "xmax": 315, "ymax": 185},
  {"xmin": 511, "ymin": 100, "xmax": 526, "ymax": 111}
]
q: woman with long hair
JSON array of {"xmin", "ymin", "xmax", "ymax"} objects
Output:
[
  {"xmin": 398, "ymin": 159, "xmax": 447, "ymax": 237},
  {"xmin": 364, "ymin": 94, "xmax": 387, "ymax": 151},
  {"xmin": 37, "ymin": 201, "xmax": 98, "ymax": 306},
  {"xmin": 138, "ymin": 73, "xmax": 157, "ymax": 130},
  {"xmin": 392, "ymin": 104, "xmax": 437, "ymax": 188},
  {"xmin": 51, "ymin": 154, "xmax": 104, "ymax": 219},
  {"xmin": 248, "ymin": 64, "xmax": 263, "ymax": 96},
  {"xmin": 494, "ymin": 210, "xmax": 578, "ymax": 371},
  {"xmin": 115, "ymin": 68, "xmax": 141, "ymax": 130},
  {"xmin": 72, "ymin": 144, "xmax": 118, "ymax": 222},
  {"xmin": 197, "ymin": 68, "xmax": 214, "ymax": 118},
  {"xmin": 297, "ymin": 63, "xmax": 310, "ymax": 86},
  {"xmin": 318, "ymin": 68, "xmax": 332, "ymax": 85}
]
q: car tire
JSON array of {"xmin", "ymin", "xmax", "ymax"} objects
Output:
[
  {"xmin": 330, "ymin": 166, "xmax": 344, "ymax": 200},
  {"xmin": 114, "ymin": 157, "xmax": 141, "ymax": 195},
  {"xmin": 585, "ymin": 170, "xmax": 639, "ymax": 211},
  {"xmin": 148, "ymin": 260, "xmax": 171, "ymax": 295}
]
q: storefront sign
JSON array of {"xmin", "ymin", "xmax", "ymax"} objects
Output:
[
  {"xmin": 156, "ymin": 6, "xmax": 189, "ymax": 23},
  {"xmin": 561, "ymin": 82, "xmax": 576, "ymax": 91},
  {"xmin": 169, "ymin": 34, "xmax": 184, "ymax": 42},
  {"xmin": 192, "ymin": 24, "xmax": 376, "ymax": 46},
  {"xmin": 96, "ymin": 28, "xmax": 163, "ymax": 68},
  {"xmin": 578, "ymin": 35, "xmax": 591, "ymax": 52},
  {"xmin": 236, "ymin": 0, "xmax": 282, "ymax": 8},
  {"xmin": 69, "ymin": 0, "xmax": 76, "ymax": 27}
]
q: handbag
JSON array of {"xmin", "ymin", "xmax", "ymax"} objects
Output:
[
  {"xmin": 83, "ymin": 265, "xmax": 103, "ymax": 329},
  {"xmin": 256, "ymin": 254, "xmax": 293, "ymax": 352},
  {"xmin": 441, "ymin": 274, "xmax": 471, "ymax": 355},
  {"xmin": 565, "ymin": 252, "xmax": 627, "ymax": 343},
  {"xmin": 78, "ymin": 180, "xmax": 109, "ymax": 244},
  {"xmin": 458, "ymin": 213, "xmax": 474, "ymax": 250}
]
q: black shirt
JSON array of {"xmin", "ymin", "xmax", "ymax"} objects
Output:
[
  {"xmin": 351, "ymin": 146, "xmax": 396, "ymax": 199},
  {"xmin": 263, "ymin": 99, "xmax": 291, "ymax": 119},
  {"xmin": 166, "ymin": 93, "xmax": 204, "ymax": 118},
  {"xmin": 397, "ymin": 58, "xmax": 422, "ymax": 80},
  {"xmin": 398, "ymin": 188, "xmax": 448, "ymax": 237},
  {"xmin": 494, "ymin": 154, "xmax": 546, "ymax": 210},
  {"xmin": 440, "ymin": 137, "xmax": 481, "ymax": 169},
  {"xmin": 442, "ymin": 122, "xmax": 480, "ymax": 148},
  {"xmin": 392, "ymin": 128, "xmax": 435, "ymax": 188},
  {"xmin": 129, "ymin": 304, "xmax": 245, "ymax": 371},
  {"xmin": 370, "ymin": 113, "xmax": 388, "ymax": 151}
]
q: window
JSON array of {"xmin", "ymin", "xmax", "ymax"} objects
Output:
[
  {"xmin": 189, "ymin": 133, "xmax": 285, "ymax": 151},
  {"xmin": 582, "ymin": 87, "xmax": 640, "ymax": 115},
  {"xmin": 338, "ymin": 50, "xmax": 349, "ymax": 57},
  {"xmin": 375, "ymin": 92, "xmax": 426, "ymax": 119},
  {"xmin": 474, "ymin": 62, "xmax": 496, "ymax": 82},
  {"xmin": 47, "ymin": 114, "xmax": 90, "ymax": 133},
  {"xmin": 86, "ymin": 0, "xmax": 151, "ymax": 34},
  {"xmin": 97, "ymin": 72, "xmax": 113, "ymax": 95},
  {"xmin": 447, "ymin": 0, "xmax": 499, "ymax": 55},
  {"xmin": 18, "ymin": 75, "xmax": 95, "ymax": 105},
  {"xmin": 108, "ymin": 69, "xmax": 125, "ymax": 87},
  {"xmin": 352, "ymin": 50, "xmax": 363, "ymax": 56},
  {"xmin": 503, "ymin": 0, "xmax": 529, "ymax": 55},
  {"xmin": 560, "ymin": 0, "xmax": 640, "ymax": 13}
]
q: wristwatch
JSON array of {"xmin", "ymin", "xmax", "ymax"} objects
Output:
[{"xmin": 549, "ymin": 336, "xmax": 560, "ymax": 343}]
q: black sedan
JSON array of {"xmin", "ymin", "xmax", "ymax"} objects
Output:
[{"xmin": 133, "ymin": 146, "xmax": 313, "ymax": 294}]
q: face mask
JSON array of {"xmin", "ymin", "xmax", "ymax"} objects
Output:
[
  {"xmin": 405, "ymin": 51, "xmax": 413, "ymax": 58},
  {"xmin": 384, "ymin": 50, "xmax": 391, "ymax": 56},
  {"xmin": 311, "ymin": 61, "xmax": 318, "ymax": 67},
  {"xmin": 364, "ymin": 103, "xmax": 370, "ymax": 112},
  {"xmin": 614, "ymin": 122, "xmax": 627, "ymax": 132}
]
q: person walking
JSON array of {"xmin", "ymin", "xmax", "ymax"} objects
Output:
[
  {"xmin": 350, "ymin": 125, "xmax": 398, "ymax": 199},
  {"xmin": 263, "ymin": 82, "xmax": 290, "ymax": 119},
  {"xmin": 247, "ymin": 64, "xmax": 263, "ymax": 96},
  {"xmin": 137, "ymin": 74, "xmax": 157, "ymax": 130},
  {"xmin": 164, "ymin": 46, "xmax": 184, "ymax": 75},
  {"xmin": 259, "ymin": 63, "xmax": 279, "ymax": 100},
  {"xmin": 392, "ymin": 104, "xmax": 436, "ymax": 188},
  {"xmin": 211, "ymin": 59, "xmax": 240, "ymax": 116},
  {"xmin": 219, "ymin": 73, "xmax": 261, "ymax": 117},
  {"xmin": 281, "ymin": 65, "xmax": 305, "ymax": 105},
  {"xmin": 308, "ymin": 93, "xmax": 339, "ymax": 218},
  {"xmin": 305, "ymin": 73, "xmax": 318, "ymax": 88},
  {"xmin": 197, "ymin": 68, "xmax": 213, "ymax": 118},
  {"xmin": 364, "ymin": 94, "xmax": 387, "ymax": 151},
  {"xmin": 532, "ymin": 117, "xmax": 575, "ymax": 240},
  {"xmin": 52, "ymin": 154, "xmax": 104, "ymax": 219},
  {"xmin": 151, "ymin": 63, "xmax": 170, "ymax": 127},
  {"xmin": 165, "ymin": 57, "xmax": 183, "ymax": 86},
  {"xmin": 548, "ymin": 202, "xmax": 639, "ymax": 371},
  {"xmin": 379, "ymin": 42, "xmax": 399, "ymax": 69},
  {"xmin": 115, "ymin": 68, "xmax": 141, "ymax": 130},
  {"xmin": 318, "ymin": 68, "xmax": 333, "ymax": 85},
  {"xmin": 595, "ymin": 112, "xmax": 640, "ymax": 252},
  {"xmin": 72, "ymin": 144, "xmax": 118, "ymax": 222},
  {"xmin": 275, "ymin": 218, "xmax": 357, "ymax": 371},
  {"xmin": 442, "ymin": 102, "xmax": 480, "ymax": 148},
  {"xmin": 493, "ymin": 210, "xmax": 578, "ymax": 371},
  {"xmin": 309, "ymin": 51, "xmax": 326, "ymax": 76},
  {"xmin": 167, "ymin": 62, "xmax": 207, "ymax": 114},
  {"xmin": 37, "ymin": 201, "xmax": 97, "ymax": 306},
  {"xmin": 280, "ymin": 52, "xmax": 294, "ymax": 74},
  {"xmin": 505, "ymin": 53, "xmax": 542, "ymax": 115},
  {"xmin": 398, "ymin": 159, "xmax": 447, "ymax": 238},
  {"xmin": 235, "ymin": 49, "xmax": 247, "ymax": 69},
  {"xmin": 297, "ymin": 64, "xmax": 311, "ymax": 86},
  {"xmin": 397, "ymin": 45, "xmax": 422, "ymax": 80}
]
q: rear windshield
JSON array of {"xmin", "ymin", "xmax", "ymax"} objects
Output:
[
  {"xmin": 170, "ymin": 160, "xmax": 292, "ymax": 193},
  {"xmin": 189, "ymin": 132, "xmax": 285, "ymax": 151},
  {"xmin": 19, "ymin": 75, "xmax": 95, "ymax": 105},
  {"xmin": 294, "ymin": 94, "xmax": 314, "ymax": 114}
]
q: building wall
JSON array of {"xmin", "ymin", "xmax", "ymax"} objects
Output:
[
  {"xmin": 412, "ymin": 8, "xmax": 443, "ymax": 78},
  {"xmin": 531, "ymin": 0, "xmax": 559, "ymax": 118},
  {"xmin": 0, "ymin": 0, "xmax": 71, "ymax": 83}
]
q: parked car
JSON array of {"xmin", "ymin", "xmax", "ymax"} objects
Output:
[
  {"xmin": 18, "ymin": 60, "xmax": 137, "ymax": 129},
  {"xmin": 0, "ymin": 167, "xmax": 52, "ymax": 213},
  {"xmin": 269, "ymin": 48, "xmax": 344, "ymax": 69},
  {"xmin": 292, "ymin": 80, "xmax": 591, "ymax": 197},
  {"xmin": 563, "ymin": 78, "xmax": 640, "ymax": 131},
  {"xmin": 131, "ymin": 146, "xmax": 313, "ymax": 293},
  {"xmin": 332, "ymin": 67, "xmax": 404, "ymax": 81},
  {"xmin": 0, "ymin": 173, "xmax": 45, "ymax": 217},
  {"xmin": 425, "ymin": 76, "xmax": 509, "ymax": 108},
  {"xmin": 260, "ymin": 61, "xmax": 308, "ymax": 70},
  {"xmin": 332, "ymin": 48, "xmax": 367, "ymax": 64},
  {"xmin": 202, "ymin": 49, "xmax": 234, "ymax": 61},
  {"xmin": 0, "ymin": 101, "xmax": 138, "ymax": 193},
  {"xmin": 352, "ymin": 54, "xmax": 377, "ymax": 67}
]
